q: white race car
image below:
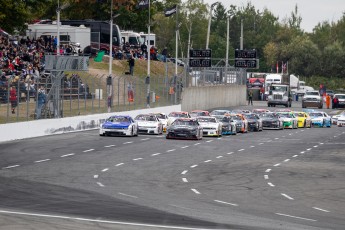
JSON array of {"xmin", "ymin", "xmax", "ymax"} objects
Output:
[
  {"xmin": 336, "ymin": 113, "xmax": 345, "ymax": 127},
  {"xmin": 100, "ymin": 115, "xmax": 138, "ymax": 136},
  {"xmin": 134, "ymin": 114, "xmax": 163, "ymax": 135},
  {"xmin": 197, "ymin": 116, "xmax": 222, "ymax": 137},
  {"xmin": 167, "ymin": 111, "xmax": 191, "ymax": 127},
  {"xmin": 150, "ymin": 113, "xmax": 168, "ymax": 132}
]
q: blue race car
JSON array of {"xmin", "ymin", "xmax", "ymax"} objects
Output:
[
  {"xmin": 100, "ymin": 115, "xmax": 138, "ymax": 136},
  {"xmin": 309, "ymin": 111, "xmax": 332, "ymax": 128}
]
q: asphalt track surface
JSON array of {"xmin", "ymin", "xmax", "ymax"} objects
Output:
[{"xmin": 0, "ymin": 101, "xmax": 344, "ymax": 230}]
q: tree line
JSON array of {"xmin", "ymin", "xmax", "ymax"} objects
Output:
[{"xmin": 1, "ymin": 0, "xmax": 345, "ymax": 79}]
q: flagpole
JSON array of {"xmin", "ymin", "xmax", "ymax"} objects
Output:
[
  {"xmin": 175, "ymin": 5, "xmax": 179, "ymax": 78},
  {"xmin": 147, "ymin": 0, "xmax": 151, "ymax": 108}
]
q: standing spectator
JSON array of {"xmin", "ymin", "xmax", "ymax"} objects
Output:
[
  {"xmin": 326, "ymin": 94, "xmax": 331, "ymax": 109},
  {"xmin": 332, "ymin": 96, "xmax": 339, "ymax": 109},
  {"xmin": 128, "ymin": 55, "xmax": 135, "ymax": 76},
  {"xmin": 248, "ymin": 89, "xmax": 253, "ymax": 105},
  {"xmin": 161, "ymin": 47, "xmax": 168, "ymax": 62},
  {"xmin": 9, "ymin": 86, "xmax": 17, "ymax": 114},
  {"xmin": 140, "ymin": 42, "xmax": 147, "ymax": 59},
  {"xmin": 36, "ymin": 85, "xmax": 46, "ymax": 119}
]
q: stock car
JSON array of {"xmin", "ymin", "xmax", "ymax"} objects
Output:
[
  {"xmin": 197, "ymin": 116, "xmax": 222, "ymax": 137},
  {"xmin": 99, "ymin": 115, "xmax": 138, "ymax": 136},
  {"xmin": 229, "ymin": 114, "xmax": 248, "ymax": 133},
  {"xmin": 190, "ymin": 110, "xmax": 210, "ymax": 117},
  {"xmin": 277, "ymin": 112, "xmax": 298, "ymax": 129},
  {"xmin": 293, "ymin": 111, "xmax": 312, "ymax": 128},
  {"xmin": 259, "ymin": 112, "xmax": 284, "ymax": 130},
  {"xmin": 244, "ymin": 113, "xmax": 263, "ymax": 131},
  {"xmin": 337, "ymin": 113, "xmax": 345, "ymax": 127},
  {"xmin": 166, "ymin": 118, "xmax": 203, "ymax": 140},
  {"xmin": 167, "ymin": 111, "xmax": 191, "ymax": 127},
  {"xmin": 332, "ymin": 111, "xmax": 345, "ymax": 125},
  {"xmin": 252, "ymin": 109, "xmax": 271, "ymax": 115},
  {"xmin": 220, "ymin": 115, "xmax": 237, "ymax": 135},
  {"xmin": 210, "ymin": 109, "xmax": 231, "ymax": 119},
  {"xmin": 151, "ymin": 113, "xmax": 168, "ymax": 132},
  {"xmin": 309, "ymin": 111, "xmax": 332, "ymax": 127},
  {"xmin": 134, "ymin": 114, "xmax": 163, "ymax": 135}
]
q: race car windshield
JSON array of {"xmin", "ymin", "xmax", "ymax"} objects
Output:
[
  {"xmin": 279, "ymin": 113, "xmax": 294, "ymax": 118},
  {"xmin": 154, "ymin": 114, "xmax": 166, "ymax": 119},
  {"xmin": 169, "ymin": 113, "xmax": 188, "ymax": 118},
  {"xmin": 191, "ymin": 112, "xmax": 208, "ymax": 117},
  {"xmin": 260, "ymin": 113, "xmax": 276, "ymax": 118},
  {"xmin": 336, "ymin": 95, "xmax": 345, "ymax": 99},
  {"xmin": 309, "ymin": 113, "xmax": 323, "ymax": 117},
  {"xmin": 306, "ymin": 92, "xmax": 319, "ymax": 96},
  {"xmin": 245, "ymin": 114, "xmax": 259, "ymax": 119},
  {"xmin": 136, "ymin": 115, "xmax": 156, "ymax": 121},
  {"xmin": 221, "ymin": 117, "xmax": 232, "ymax": 122},
  {"xmin": 173, "ymin": 120, "xmax": 198, "ymax": 126},
  {"xmin": 211, "ymin": 111, "xmax": 229, "ymax": 115},
  {"xmin": 294, "ymin": 113, "xmax": 305, "ymax": 117},
  {"xmin": 232, "ymin": 116, "xmax": 241, "ymax": 121},
  {"xmin": 108, "ymin": 117, "xmax": 130, "ymax": 122},
  {"xmin": 197, "ymin": 117, "xmax": 216, "ymax": 123}
]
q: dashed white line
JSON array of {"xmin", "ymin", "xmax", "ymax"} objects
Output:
[
  {"xmin": 190, "ymin": 165, "xmax": 198, "ymax": 168},
  {"xmin": 104, "ymin": 145, "xmax": 115, "ymax": 148},
  {"xmin": 284, "ymin": 159, "xmax": 290, "ymax": 162},
  {"xmin": 313, "ymin": 207, "xmax": 330, "ymax": 213},
  {"xmin": 34, "ymin": 159, "xmax": 50, "ymax": 163},
  {"xmin": 264, "ymin": 175, "xmax": 269, "ymax": 180},
  {"xmin": 182, "ymin": 178, "xmax": 188, "ymax": 183},
  {"xmin": 83, "ymin": 149, "xmax": 94, "ymax": 152},
  {"xmin": 289, "ymin": 133, "xmax": 292, "ymax": 136},
  {"xmin": 133, "ymin": 158, "xmax": 143, "ymax": 161},
  {"xmin": 238, "ymin": 149, "xmax": 245, "ymax": 152},
  {"xmin": 281, "ymin": 193, "xmax": 294, "ymax": 200},
  {"xmin": 282, "ymin": 136, "xmax": 286, "ymax": 138},
  {"xmin": 265, "ymin": 169, "xmax": 271, "ymax": 173},
  {"xmin": 151, "ymin": 153, "xmax": 161, "ymax": 156},
  {"xmin": 268, "ymin": 182, "xmax": 275, "ymax": 187},
  {"xmin": 214, "ymin": 200, "xmax": 238, "ymax": 207},
  {"xmin": 181, "ymin": 146, "xmax": 189, "ymax": 149},
  {"xmin": 115, "ymin": 163, "xmax": 124, "ymax": 167},
  {"xmin": 217, "ymin": 137, "xmax": 222, "ymax": 140},
  {"xmin": 259, "ymin": 143, "xmax": 264, "ymax": 145},
  {"xmin": 216, "ymin": 156, "xmax": 223, "ymax": 159},
  {"xmin": 97, "ymin": 182, "xmax": 104, "ymax": 187},
  {"xmin": 140, "ymin": 138, "xmax": 150, "ymax": 141},
  {"xmin": 320, "ymin": 143, "xmax": 324, "ymax": 145},
  {"xmin": 166, "ymin": 149, "xmax": 176, "ymax": 152},
  {"xmin": 194, "ymin": 143, "xmax": 201, "ymax": 146},
  {"xmin": 123, "ymin": 142, "xmax": 133, "ymax": 145},
  {"xmin": 276, "ymin": 213, "xmax": 317, "ymax": 222},
  {"xmin": 250, "ymin": 146, "xmax": 255, "ymax": 148},
  {"xmin": 334, "ymin": 136, "xmax": 337, "ymax": 138},
  {"xmin": 191, "ymin": 189, "xmax": 200, "ymax": 194},
  {"xmin": 181, "ymin": 170, "xmax": 188, "ymax": 175},
  {"xmin": 102, "ymin": 168, "xmax": 109, "ymax": 172},
  {"xmin": 226, "ymin": 152, "xmax": 234, "ymax": 155},
  {"xmin": 93, "ymin": 175, "xmax": 99, "ymax": 179},
  {"xmin": 118, "ymin": 193, "xmax": 138, "ymax": 199},
  {"xmin": 292, "ymin": 155, "xmax": 298, "ymax": 158},
  {"xmin": 300, "ymin": 151, "xmax": 305, "ymax": 154},
  {"xmin": 206, "ymin": 140, "xmax": 213, "ymax": 143},
  {"xmin": 313, "ymin": 145, "xmax": 318, "ymax": 148},
  {"xmin": 275, "ymin": 138, "xmax": 279, "ymax": 140},
  {"xmin": 204, "ymin": 160, "xmax": 212, "ymax": 163},
  {"xmin": 61, "ymin": 153, "xmax": 75, "ymax": 158},
  {"xmin": 306, "ymin": 148, "xmax": 312, "ymax": 151},
  {"xmin": 3, "ymin": 165, "xmax": 20, "ymax": 169},
  {"xmin": 274, "ymin": 163, "xmax": 281, "ymax": 167}
]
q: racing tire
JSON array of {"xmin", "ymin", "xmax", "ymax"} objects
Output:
[
  {"xmin": 100, "ymin": 133, "xmax": 105, "ymax": 136},
  {"xmin": 304, "ymin": 121, "xmax": 306, "ymax": 128},
  {"xmin": 134, "ymin": 128, "xmax": 138, "ymax": 136}
]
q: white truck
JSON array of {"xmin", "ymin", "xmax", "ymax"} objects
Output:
[
  {"xmin": 26, "ymin": 23, "xmax": 91, "ymax": 51},
  {"xmin": 267, "ymin": 74, "xmax": 292, "ymax": 107},
  {"xmin": 121, "ymin": 30, "xmax": 141, "ymax": 48}
]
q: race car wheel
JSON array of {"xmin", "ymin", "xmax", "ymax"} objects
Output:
[
  {"xmin": 100, "ymin": 133, "xmax": 105, "ymax": 136},
  {"xmin": 304, "ymin": 121, "xmax": 306, "ymax": 128}
]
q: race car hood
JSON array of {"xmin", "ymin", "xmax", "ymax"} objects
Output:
[
  {"xmin": 136, "ymin": 121, "xmax": 158, "ymax": 126},
  {"xmin": 102, "ymin": 121, "xmax": 130, "ymax": 129},
  {"xmin": 199, "ymin": 122, "xmax": 218, "ymax": 129},
  {"xmin": 169, "ymin": 125, "xmax": 197, "ymax": 130}
]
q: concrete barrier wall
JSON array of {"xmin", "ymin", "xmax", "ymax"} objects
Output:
[
  {"xmin": 0, "ymin": 105, "xmax": 181, "ymax": 143},
  {"xmin": 181, "ymin": 85, "xmax": 247, "ymax": 111}
]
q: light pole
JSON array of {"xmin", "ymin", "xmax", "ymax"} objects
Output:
[
  {"xmin": 56, "ymin": 0, "xmax": 69, "ymax": 55},
  {"xmin": 206, "ymin": 2, "xmax": 219, "ymax": 49},
  {"xmin": 146, "ymin": 0, "xmax": 151, "ymax": 108}
]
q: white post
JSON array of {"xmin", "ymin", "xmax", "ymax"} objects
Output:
[
  {"xmin": 175, "ymin": 6, "xmax": 179, "ymax": 77},
  {"xmin": 206, "ymin": 5, "xmax": 212, "ymax": 49},
  {"xmin": 225, "ymin": 15, "xmax": 230, "ymax": 83},
  {"xmin": 57, "ymin": 0, "xmax": 60, "ymax": 55},
  {"xmin": 240, "ymin": 19, "xmax": 243, "ymax": 50},
  {"xmin": 147, "ymin": 0, "xmax": 151, "ymax": 108},
  {"xmin": 108, "ymin": 0, "xmax": 113, "ymax": 112}
]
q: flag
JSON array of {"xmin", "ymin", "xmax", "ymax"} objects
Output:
[
  {"xmin": 138, "ymin": 0, "xmax": 149, "ymax": 9},
  {"xmin": 276, "ymin": 61, "xmax": 279, "ymax": 73},
  {"xmin": 164, "ymin": 5, "xmax": 177, "ymax": 17}
]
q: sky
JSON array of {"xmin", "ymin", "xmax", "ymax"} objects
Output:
[{"xmin": 204, "ymin": 0, "xmax": 345, "ymax": 32}]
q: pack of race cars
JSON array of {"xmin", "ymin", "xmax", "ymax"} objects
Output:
[{"xmin": 99, "ymin": 109, "xmax": 345, "ymax": 139}]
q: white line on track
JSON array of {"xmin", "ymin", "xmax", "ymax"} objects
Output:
[
  {"xmin": 182, "ymin": 178, "xmax": 188, "ymax": 182},
  {"xmin": 140, "ymin": 138, "xmax": 150, "ymax": 141},
  {"xmin": 123, "ymin": 142, "xmax": 133, "ymax": 144},
  {"xmin": 268, "ymin": 182, "xmax": 275, "ymax": 187},
  {"xmin": 181, "ymin": 146, "xmax": 189, "ymax": 149},
  {"xmin": 204, "ymin": 160, "xmax": 212, "ymax": 163},
  {"xmin": 282, "ymin": 136, "xmax": 286, "ymax": 138},
  {"xmin": 281, "ymin": 193, "xmax": 294, "ymax": 200},
  {"xmin": 293, "ymin": 155, "xmax": 298, "ymax": 158},
  {"xmin": 289, "ymin": 133, "xmax": 292, "ymax": 136},
  {"xmin": 194, "ymin": 143, "xmax": 201, "ymax": 145},
  {"xmin": 97, "ymin": 182, "xmax": 104, "ymax": 187},
  {"xmin": 273, "ymin": 163, "xmax": 281, "ymax": 167},
  {"xmin": 216, "ymin": 156, "xmax": 223, "ymax": 159},
  {"xmin": 167, "ymin": 149, "xmax": 176, "ymax": 152},
  {"xmin": 259, "ymin": 143, "xmax": 264, "ymax": 145},
  {"xmin": 320, "ymin": 143, "xmax": 324, "ymax": 145},
  {"xmin": 151, "ymin": 153, "xmax": 161, "ymax": 156},
  {"xmin": 3, "ymin": 165, "xmax": 20, "ymax": 169},
  {"xmin": 0, "ymin": 210, "xmax": 216, "ymax": 230},
  {"xmin": 306, "ymin": 148, "xmax": 312, "ymax": 151},
  {"xmin": 104, "ymin": 145, "xmax": 116, "ymax": 148},
  {"xmin": 275, "ymin": 138, "xmax": 279, "ymax": 140},
  {"xmin": 191, "ymin": 189, "xmax": 200, "ymax": 194},
  {"xmin": 264, "ymin": 175, "xmax": 269, "ymax": 180},
  {"xmin": 267, "ymin": 140, "xmax": 272, "ymax": 142},
  {"xmin": 217, "ymin": 137, "xmax": 222, "ymax": 140},
  {"xmin": 115, "ymin": 163, "xmax": 124, "ymax": 166},
  {"xmin": 265, "ymin": 168, "xmax": 271, "ymax": 173},
  {"xmin": 190, "ymin": 165, "xmax": 198, "ymax": 168},
  {"xmin": 83, "ymin": 149, "xmax": 94, "ymax": 152},
  {"xmin": 334, "ymin": 136, "xmax": 337, "ymax": 138},
  {"xmin": 206, "ymin": 140, "xmax": 213, "ymax": 143},
  {"xmin": 101, "ymin": 168, "xmax": 109, "ymax": 172},
  {"xmin": 226, "ymin": 152, "xmax": 234, "ymax": 155},
  {"xmin": 214, "ymin": 200, "xmax": 238, "ymax": 206},
  {"xmin": 238, "ymin": 149, "xmax": 245, "ymax": 152},
  {"xmin": 181, "ymin": 170, "xmax": 188, "ymax": 175},
  {"xmin": 275, "ymin": 213, "xmax": 317, "ymax": 222},
  {"xmin": 313, "ymin": 145, "xmax": 318, "ymax": 148},
  {"xmin": 34, "ymin": 159, "xmax": 50, "ymax": 163},
  {"xmin": 61, "ymin": 153, "xmax": 75, "ymax": 158},
  {"xmin": 118, "ymin": 193, "xmax": 138, "ymax": 199},
  {"xmin": 284, "ymin": 159, "xmax": 290, "ymax": 162},
  {"xmin": 93, "ymin": 175, "xmax": 99, "ymax": 179},
  {"xmin": 250, "ymin": 146, "xmax": 255, "ymax": 148},
  {"xmin": 133, "ymin": 158, "xmax": 143, "ymax": 161},
  {"xmin": 300, "ymin": 151, "xmax": 305, "ymax": 154},
  {"xmin": 313, "ymin": 207, "xmax": 330, "ymax": 213}
]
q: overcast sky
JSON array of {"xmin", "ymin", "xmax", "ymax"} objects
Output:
[{"xmin": 203, "ymin": 0, "xmax": 345, "ymax": 32}]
